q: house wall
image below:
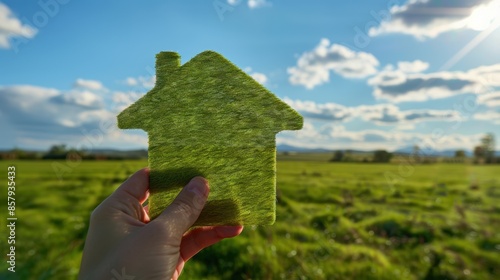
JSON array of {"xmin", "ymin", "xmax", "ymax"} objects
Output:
[{"xmin": 147, "ymin": 130, "xmax": 277, "ymax": 225}]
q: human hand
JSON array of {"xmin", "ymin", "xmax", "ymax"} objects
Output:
[{"xmin": 79, "ymin": 168, "xmax": 243, "ymax": 279}]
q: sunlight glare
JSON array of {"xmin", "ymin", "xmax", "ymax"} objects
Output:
[{"xmin": 466, "ymin": 0, "xmax": 500, "ymax": 31}]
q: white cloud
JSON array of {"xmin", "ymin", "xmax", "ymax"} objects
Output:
[
  {"xmin": 278, "ymin": 122, "xmax": 483, "ymax": 151},
  {"xmin": 283, "ymin": 98, "xmax": 351, "ymax": 121},
  {"xmin": 243, "ymin": 67, "xmax": 269, "ymax": 85},
  {"xmin": 282, "ymin": 121, "xmax": 323, "ymax": 141},
  {"xmin": 227, "ymin": 0, "xmax": 270, "ymax": 9},
  {"xmin": 478, "ymin": 91, "xmax": 500, "ymax": 107},
  {"xmin": 0, "ymin": 3, "xmax": 37, "ymax": 49},
  {"xmin": 468, "ymin": 64, "xmax": 500, "ymax": 87},
  {"xmin": 0, "ymin": 85, "xmax": 111, "ymax": 141},
  {"xmin": 0, "ymin": 86, "xmax": 111, "ymax": 144},
  {"xmin": 248, "ymin": 0, "xmax": 271, "ymax": 9},
  {"xmin": 474, "ymin": 110, "xmax": 500, "ymax": 124},
  {"xmin": 244, "ymin": 67, "xmax": 268, "ymax": 85},
  {"xmin": 369, "ymin": 0, "xmax": 500, "ymax": 39},
  {"xmin": 288, "ymin": 38, "xmax": 379, "ymax": 89},
  {"xmin": 368, "ymin": 63, "xmax": 500, "ymax": 102},
  {"xmin": 52, "ymin": 90, "xmax": 104, "ymax": 109},
  {"xmin": 74, "ymin": 79, "xmax": 105, "ymax": 91},
  {"xmin": 284, "ymin": 98, "xmax": 460, "ymax": 125},
  {"xmin": 397, "ymin": 60, "xmax": 429, "ymax": 73},
  {"xmin": 124, "ymin": 77, "xmax": 138, "ymax": 86},
  {"xmin": 106, "ymin": 130, "xmax": 148, "ymax": 147},
  {"xmin": 112, "ymin": 91, "xmax": 144, "ymax": 111},
  {"xmin": 123, "ymin": 76, "xmax": 156, "ymax": 89},
  {"xmin": 0, "ymin": 83, "xmax": 151, "ymax": 150},
  {"xmin": 464, "ymin": 0, "xmax": 500, "ymax": 31},
  {"xmin": 250, "ymin": 72, "xmax": 268, "ymax": 85},
  {"xmin": 359, "ymin": 103, "xmax": 459, "ymax": 125},
  {"xmin": 0, "ymin": 85, "xmax": 59, "ymax": 113}
]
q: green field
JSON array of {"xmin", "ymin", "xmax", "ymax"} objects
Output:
[{"xmin": 1, "ymin": 160, "xmax": 499, "ymax": 279}]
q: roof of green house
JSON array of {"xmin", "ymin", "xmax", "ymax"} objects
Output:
[{"xmin": 117, "ymin": 51, "xmax": 303, "ymax": 134}]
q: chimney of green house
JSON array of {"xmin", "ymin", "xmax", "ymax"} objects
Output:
[{"xmin": 155, "ymin": 52, "xmax": 180, "ymax": 86}]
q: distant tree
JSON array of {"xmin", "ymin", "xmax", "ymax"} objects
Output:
[
  {"xmin": 412, "ymin": 145, "xmax": 421, "ymax": 164},
  {"xmin": 330, "ymin": 150, "xmax": 344, "ymax": 162},
  {"xmin": 473, "ymin": 145, "xmax": 484, "ymax": 164},
  {"xmin": 373, "ymin": 150, "xmax": 393, "ymax": 163},
  {"xmin": 43, "ymin": 144, "xmax": 70, "ymax": 160},
  {"xmin": 454, "ymin": 150, "xmax": 466, "ymax": 162},
  {"xmin": 455, "ymin": 150, "xmax": 466, "ymax": 158},
  {"xmin": 6, "ymin": 148, "xmax": 40, "ymax": 160},
  {"xmin": 474, "ymin": 145, "xmax": 484, "ymax": 158},
  {"xmin": 481, "ymin": 133, "xmax": 496, "ymax": 163},
  {"xmin": 48, "ymin": 144, "xmax": 67, "ymax": 155},
  {"xmin": 11, "ymin": 148, "xmax": 25, "ymax": 159}
]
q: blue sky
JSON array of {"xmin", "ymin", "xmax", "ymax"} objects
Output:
[{"xmin": 1, "ymin": 0, "xmax": 499, "ymax": 151}]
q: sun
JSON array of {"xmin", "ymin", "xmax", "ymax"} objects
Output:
[{"xmin": 466, "ymin": 0, "xmax": 500, "ymax": 31}]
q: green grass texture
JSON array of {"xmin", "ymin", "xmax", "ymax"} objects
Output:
[
  {"xmin": 118, "ymin": 51, "xmax": 303, "ymax": 225},
  {"xmin": 1, "ymin": 160, "xmax": 499, "ymax": 279}
]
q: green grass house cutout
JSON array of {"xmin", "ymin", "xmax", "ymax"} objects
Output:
[{"xmin": 118, "ymin": 51, "xmax": 303, "ymax": 226}]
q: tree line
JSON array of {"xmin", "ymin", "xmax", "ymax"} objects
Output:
[
  {"xmin": 1, "ymin": 133, "xmax": 497, "ymax": 163},
  {"xmin": 329, "ymin": 133, "xmax": 498, "ymax": 164},
  {"xmin": 0, "ymin": 144, "xmax": 147, "ymax": 160},
  {"xmin": 472, "ymin": 133, "xmax": 496, "ymax": 164}
]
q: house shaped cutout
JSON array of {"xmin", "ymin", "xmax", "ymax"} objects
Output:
[{"xmin": 118, "ymin": 51, "xmax": 303, "ymax": 225}]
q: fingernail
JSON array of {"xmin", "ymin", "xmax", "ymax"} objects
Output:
[
  {"xmin": 188, "ymin": 177, "xmax": 208, "ymax": 197},
  {"xmin": 216, "ymin": 226, "xmax": 244, "ymax": 237}
]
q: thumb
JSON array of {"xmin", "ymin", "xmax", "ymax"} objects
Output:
[{"xmin": 155, "ymin": 177, "xmax": 209, "ymax": 236}]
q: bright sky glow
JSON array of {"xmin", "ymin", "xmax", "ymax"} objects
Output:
[{"xmin": 1, "ymin": 1, "xmax": 499, "ymax": 152}]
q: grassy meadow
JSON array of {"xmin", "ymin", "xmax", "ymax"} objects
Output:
[{"xmin": 1, "ymin": 159, "xmax": 499, "ymax": 279}]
